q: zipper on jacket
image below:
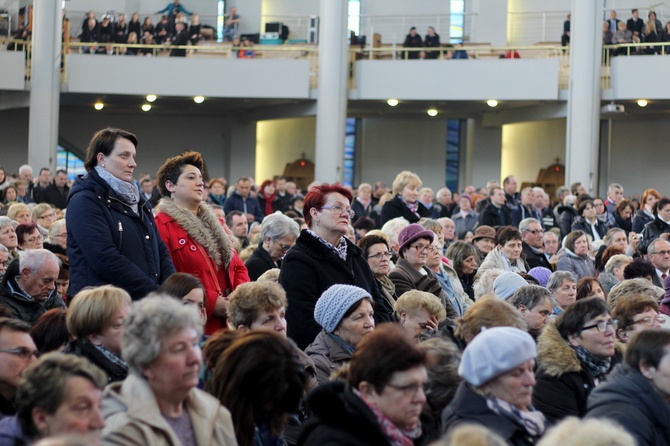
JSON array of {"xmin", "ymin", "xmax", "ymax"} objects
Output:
[{"xmin": 118, "ymin": 221, "xmax": 123, "ymax": 249}]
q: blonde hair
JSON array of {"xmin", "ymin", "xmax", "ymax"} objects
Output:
[
  {"xmin": 391, "ymin": 171, "xmax": 422, "ymax": 196},
  {"xmin": 7, "ymin": 203, "xmax": 30, "ymax": 222},
  {"xmin": 394, "ymin": 290, "xmax": 447, "ymax": 321},
  {"xmin": 537, "ymin": 417, "xmax": 635, "ymax": 446},
  {"xmin": 455, "ymin": 295, "xmax": 527, "ymax": 343},
  {"xmin": 67, "ymin": 285, "xmax": 131, "ymax": 338},
  {"xmin": 31, "ymin": 203, "xmax": 53, "ymax": 223},
  {"xmin": 434, "ymin": 423, "xmax": 507, "ymax": 446}
]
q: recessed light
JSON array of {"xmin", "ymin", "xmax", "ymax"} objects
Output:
[
  {"xmin": 146, "ymin": 94, "xmax": 157, "ymax": 102},
  {"xmin": 487, "ymin": 99, "xmax": 498, "ymax": 107},
  {"xmin": 637, "ymin": 99, "xmax": 648, "ymax": 107},
  {"xmin": 94, "ymin": 102, "xmax": 104, "ymax": 111},
  {"xmin": 387, "ymin": 98, "xmax": 399, "ymax": 107},
  {"xmin": 141, "ymin": 104, "xmax": 151, "ymax": 112},
  {"xmin": 427, "ymin": 108, "xmax": 438, "ymax": 117},
  {"xmin": 194, "ymin": 96, "xmax": 205, "ymax": 104}
]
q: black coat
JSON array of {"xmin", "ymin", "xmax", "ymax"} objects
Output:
[
  {"xmin": 632, "ymin": 209, "xmax": 654, "ymax": 234},
  {"xmin": 522, "ymin": 242, "xmax": 552, "ymax": 270},
  {"xmin": 42, "ymin": 183, "xmax": 70, "ymax": 210},
  {"xmin": 571, "ymin": 217, "xmax": 607, "ymax": 240},
  {"xmin": 298, "ymin": 381, "xmax": 393, "ymax": 446},
  {"xmin": 62, "ymin": 338, "xmax": 128, "ymax": 383},
  {"xmin": 477, "ymin": 203, "xmax": 511, "ymax": 228},
  {"xmin": 587, "ymin": 363, "xmax": 670, "ymax": 446},
  {"xmin": 244, "ymin": 245, "xmax": 276, "ymax": 281},
  {"xmin": 640, "ymin": 217, "xmax": 670, "ymax": 254},
  {"xmin": 279, "ymin": 230, "xmax": 394, "ymax": 350},
  {"xmin": 557, "ymin": 205, "xmax": 579, "ymax": 238},
  {"xmin": 442, "ymin": 383, "xmax": 540, "ymax": 446},
  {"xmin": 380, "ymin": 196, "xmax": 431, "ymax": 226}
]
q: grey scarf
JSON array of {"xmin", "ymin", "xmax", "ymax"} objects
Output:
[{"xmin": 95, "ymin": 166, "xmax": 140, "ymax": 214}]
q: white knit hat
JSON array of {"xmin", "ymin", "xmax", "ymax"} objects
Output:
[
  {"xmin": 314, "ymin": 284, "xmax": 371, "ymax": 333},
  {"xmin": 458, "ymin": 326, "xmax": 536, "ymax": 386},
  {"xmin": 493, "ymin": 272, "xmax": 528, "ymax": 300}
]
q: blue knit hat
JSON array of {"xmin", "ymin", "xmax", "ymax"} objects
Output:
[
  {"xmin": 314, "ymin": 284, "xmax": 372, "ymax": 333},
  {"xmin": 493, "ymin": 271, "xmax": 528, "ymax": 300}
]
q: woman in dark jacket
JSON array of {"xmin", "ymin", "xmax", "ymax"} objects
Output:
[
  {"xmin": 245, "ymin": 213, "xmax": 299, "ymax": 281},
  {"xmin": 613, "ymin": 199, "xmax": 634, "ymax": 234},
  {"xmin": 632, "ymin": 188, "xmax": 661, "ymax": 233},
  {"xmin": 639, "ymin": 196, "xmax": 670, "ymax": 254},
  {"xmin": 279, "ymin": 184, "xmax": 394, "ymax": 350},
  {"xmin": 571, "ymin": 199, "xmax": 607, "ymax": 241},
  {"xmin": 446, "ymin": 241, "xmax": 478, "ymax": 300},
  {"xmin": 380, "ymin": 171, "xmax": 431, "ymax": 226},
  {"xmin": 587, "ymin": 329, "xmax": 670, "ymax": 446},
  {"xmin": 66, "ymin": 128, "xmax": 175, "ymax": 300}
]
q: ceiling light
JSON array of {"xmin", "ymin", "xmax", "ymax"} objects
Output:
[
  {"xmin": 427, "ymin": 108, "xmax": 438, "ymax": 117},
  {"xmin": 487, "ymin": 99, "xmax": 498, "ymax": 107},
  {"xmin": 141, "ymin": 104, "xmax": 151, "ymax": 112},
  {"xmin": 194, "ymin": 96, "xmax": 205, "ymax": 104},
  {"xmin": 387, "ymin": 98, "xmax": 399, "ymax": 107},
  {"xmin": 94, "ymin": 102, "xmax": 104, "ymax": 111},
  {"xmin": 637, "ymin": 99, "xmax": 648, "ymax": 107},
  {"xmin": 146, "ymin": 94, "xmax": 157, "ymax": 102}
]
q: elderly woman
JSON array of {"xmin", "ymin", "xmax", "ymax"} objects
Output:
[
  {"xmin": 509, "ymin": 285, "xmax": 555, "ymax": 339},
  {"xmin": 586, "ymin": 329, "xmax": 670, "ymax": 446},
  {"xmin": 533, "ymin": 297, "xmax": 622, "ymax": 423},
  {"xmin": 478, "ymin": 226, "xmax": 527, "ymax": 275},
  {"xmin": 452, "ymin": 194, "xmax": 478, "ymax": 240},
  {"xmin": 245, "ymin": 213, "xmax": 299, "ymax": 281},
  {"xmin": 632, "ymin": 188, "xmax": 661, "ymax": 233},
  {"xmin": 447, "ymin": 241, "xmax": 479, "ymax": 300},
  {"xmin": 0, "ymin": 217, "xmax": 18, "ymax": 261},
  {"xmin": 102, "ymin": 296, "xmax": 237, "ymax": 445},
  {"xmin": 66, "ymin": 128, "xmax": 175, "ymax": 300},
  {"xmin": 394, "ymin": 290, "xmax": 446, "ymax": 342},
  {"xmin": 351, "ymin": 182, "xmax": 373, "ymax": 222},
  {"xmin": 594, "ymin": 227, "xmax": 637, "ymax": 271},
  {"xmin": 380, "ymin": 171, "xmax": 431, "ymax": 226},
  {"xmin": 158, "ymin": 272, "xmax": 207, "ymax": 325},
  {"xmin": 305, "ymin": 284, "xmax": 375, "ymax": 384},
  {"xmin": 206, "ymin": 330, "xmax": 307, "ymax": 446},
  {"xmin": 389, "ymin": 224, "xmax": 458, "ymax": 319},
  {"xmin": 300, "ymin": 324, "xmax": 427, "ymax": 445},
  {"xmin": 63, "ymin": 285, "xmax": 131, "ymax": 383},
  {"xmin": 31, "ymin": 203, "xmax": 56, "ymax": 236},
  {"xmin": 442, "ymin": 326, "xmax": 546, "ymax": 445},
  {"xmin": 556, "ymin": 230, "xmax": 595, "ymax": 280},
  {"xmin": 279, "ymin": 184, "xmax": 393, "ymax": 350},
  {"xmin": 357, "ymin": 234, "xmax": 397, "ymax": 308},
  {"xmin": 471, "ymin": 225, "xmax": 496, "ymax": 259},
  {"xmin": 155, "ymin": 151, "xmax": 249, "ymax": 335},
  {"xmin": 0, "ymin": 353, "xmax": 106, "ymax": 444},
  {"xmin": 45, "ymin": 218, "xmax": 67, "ymax": 251},
  {"xmin": 571, "ymin": 200, "xmax": 607, "ymax": 242},
  {"xmin": 7, "ymin": 203, "xmax": 31, "ymax": 225},
  {"xmin": 15, "ymin": 223, "xmax": 43, "ymax": 251},
  {"xmin": 612, "ymin": 294, "xmax": 664, "ymax": 343},
  {"xmin": 427, "ymin": 233, "xmax": 470, "ymax": 316},
  {"xmin": 546, "ymin": 270, "xmax": 577, "ymax": 315}
]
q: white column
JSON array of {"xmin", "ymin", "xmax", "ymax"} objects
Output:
[
  {"xmin": 28, "ymin": 0, "xmax": 62, "ymax": 171},
  {"xmin": 314, "ymin": 0, "xmax": 348, "ymax": 184},
  {"xmin": 565, "ymin": 0, "xmax": 601, "ymax": 194}
]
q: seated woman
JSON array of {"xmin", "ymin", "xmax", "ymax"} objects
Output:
[
  {"xmin": 389, "ymin": 224, "xmax": 458, "ymax": 319},
  {"xmin": 478, "ymin": 226, "xmax": 527, "ymax": 275},
  {"xmin": 300, "ymin": 324, "xmax": 427, "ymax": 445},
  {"xmin": 442, "ymin": 326, "xmax": 547, "ymax": 445},
  {"xmin": 446, "ymin": 241, "xmax": 479, "ymax": 300},
  {"xmin": 394, "ymin": 290, "xmax": 446, "ymax": 342},
  {"xmin": 157, "ymin": 272, "xmax": 207, "ymax": 325},
  {"xmin": 0, "ymin": 217, "xmax": 19, "ymax": 262},
  {"xmin": 380, "ymin": 171, "xmax": 431, "ymax": 226},
  {"xmin": 102, "ymin": 296, "xmax": 237, "ymax": 445},
  {"xmin": 632, "ymin": 188, "xmax": 661, "ymax": 233},
  {"xmin": 256, "ymin": 179, "xmax": 278, "ymax": 215},
  {"xmin": 305, "ymin": 284, "xmax": 375, "ymax": 384},
  {"xmin": 0, "ymin": 353, "xmax": 106, "ymax": 444},
  {"xmin": 7, "ymin": 203, "xmax": 31, "ymax": 226},
  {"xmin": 205, "ymin": 330, "xmax": 307, "ymax": 446},
  {"xmin": 31, "ymin": 204, "xmax": 56, "ymax": 236},
  {"xmin": 245, "ymin": 213, "xmax": 299, "ymax": 281},
  {"xmin": 613, "ymin": 200, "xmax": 635, "ymax": 234},
  {"xmin": 426, "ymin": 233, "xmax": 470, "ymax": 316},
  {"xmin": 575, "ymin": 277, "xmax": 606, "ymax": 301},
  {"xmin": 533, "ymin": 297, "xmax": 622, "ymax": 423},
  {"xmin": 471, "ymin": 225, "xmax": 496, "ymax": 261},
  {"xmin": 30, "ymin": 308, "xmax": 71, "ymax": 355},
  {"xmin": 587, "ymin": 329, "xmax": 670, "ymax": 446},
  {"xmin": 63, "ymin": 285, "xmax": 131, "ymax": 383},
  {"xmin": 45, "ymin": 218, "xmax": 67, "ymax": 252},
  {"xmin": 351, "ymin": 183, "xmax": 373, "ymax": 222},
  {"xmin": 15, "ymin": 223, "xmax": 43, "ymax": 251},
  {"xmin": 556, "ymin": 230, "xmax": 595, "ymax": 280},
  {"xmin": 639, "ymin": 197, "xmax": 670, "ymax": 254},
  {"xmin": 571, "ymin": 199, "xmax": 607, "ymax": 242},
  {"xmin": 612, "ymin": 294, "xmax": 664, "ymax": 343},
  {"xmin": 358, "ymin": 234, "xmax": 397, "ymax": 309}
]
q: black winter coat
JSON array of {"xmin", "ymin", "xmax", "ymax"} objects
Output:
[
  {"xmin": 66, "ymin": 169, "xmax": 175, "ymax": 300},
  {"xmin": 298, "ymin": 381, "xmax": 393, "ymax": 446},
  {"xmin": 557, "ymin": 205, "xmax": 579, "ymax": 239},
  {"xmin": 62, "ymin": 338, "xmax": 128, "ymax": 383},
  {"xmin": 380, "ymin": 195, "xmax": 431, "ymax": 226},
  {"xmin": 279, "ymin": 230, "xmax": 394, "ymax": 350},
  {"xmin": 632, "ymin": 209, "xmax": 654, "ymax": 234},
  {"xmin": 571, "ymin": 217, "xmax": 607, "ymax": 240},
  {"xmin": 244, "ymin": 245, "xmax": 276, "ymax": 281},
  {"xmin": 477, "ymin": 203, "xmax": 511, "ymax": 228},
  {"xmin": 640, "ymin": 217, "xmax": 670, "ymax": 254},
  {"xmin": 587, "ymin": 363, "xmax": 670, "ymax": 446},
  {"xmin": 522, "ymin": 242, "xmax": 552, "ymax": 270}
]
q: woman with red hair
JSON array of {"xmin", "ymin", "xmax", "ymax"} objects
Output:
[
  {"xmin": 279, "ymin": 184, "xmax": 394, "ymax": 349},
  {"xmin": 257, "ymin": 179, "xmax": 278, "ymax": 216},
  {"xmin": 633, "ymin": 188, "xmax": 662, "ymax": 234}
]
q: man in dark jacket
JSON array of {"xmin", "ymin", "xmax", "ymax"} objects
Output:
[
  {"xmin": 478, "ymin": 187, "xmax": 510, "ymax": 228},
  {"xmin": 0, "ymin": 251, "xmax": 65, "ymax": 324},
  {"xmin": 223, "ymin": 177, "xmax": 264, "ymax": 223},
  {"xmin": 42, "ymin": 170, "xmax": 70, "ymax": 210},
  {"xmin": 520, "ymin": 218, "xmax": 552, "ymax": 270}
]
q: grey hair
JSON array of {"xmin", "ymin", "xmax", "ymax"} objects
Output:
[
  {"xmin": 48, "ymin": 219, "xmax": 66, "ymax": 239},
  {"xmin": 647, "ymin": 238, "xmax": 669, "ymax": 255},
  {"xmin": 546, "ymin": 271, "xmax": 576, "ymax": 292},
  {"xmin": 0, "ymin": 244, "xmax": 7, "ymax": 254},
  {"xmin": 18, "ymin": 249, "xmax": 60, "ymax": 274},
  {"xmin": 381, "ymin": 217, "xmax": 410, "ymax": 249},
  {"xmin": 510, "ymin": 285, "xmax": 553, "ymax": 310},
  {"xmin": 18, "ymin": 165, "xmax": 32, "ymax": 176},
  {"xmin": 260, "ymin": 213, "xmax": 300, "ymax": 241},
  {"xmin": 473, "ymin": 268, "xmax": 504, "ymax": 299},
  {"xmin": 519, "ymin": 218, "xmax": 542, "ymax": 233},
  {"xmin": 122, "ymin": 295, "xmax": 203, "ymax": 376},
  {"xmin": 0, "ymin": 216, "xmax": 14, "ymax": 231},
  {"xmin": 603, "ymin": 228, "xmax": 625, "ymax": 246},
  {"xmin": 604, "ymin": 254, "xmax": 632, "ymax": 274},
  {"xmin": 608, "ymin": 183, "xmax": 623, "ymax": 193},
  {"xmin": 563, "ymin": 194, "xmax": 577, "ymax": 206},
  {"xmin": 607, "ymin": 278, "xmax": 664, "ymax": 310},
  {"xmin": 436, "ymin": 187, "xmax": 451, "ymax": 200},
  {"xmin": 555, "ymin": 185, "xmax": 570, "ymax": 200}
]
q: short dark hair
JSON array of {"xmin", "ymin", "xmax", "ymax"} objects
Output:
[
  {"xmin": 0, "ymin": 317, "xmax": 31, "ymax": 335},
  {"xmin": 158, "ymin": 273, "xmax": 204, "ymax": 300},
  {"xmin": 623, "ymin": 258, "xmax": 656, "ymax": 280},
  {"xmin": 55, "ymin": 169, "xmax": 67, "ymax": 176},
  {"xmin": 15, "ymin": 223, "xmax": 39, "ymax": 246},
  {"xmin": 30, "ymin": 309, "xmax": 70, "ymax": 355},
  {"xmin": 495, "ymin": 226, "xmax": 521, "ymax": 247},
  {"xmin": 576, "ymin": 277, "xmax": 606, "ymax": 301},
  {"xmin": 613, "ymin": 294, "xmax": 658, "ymax": 330},
  {"xmin": 225, "ymin": 210, "xmax": 244, "ymax": 228},
  {"xmin": 510, "ymin": 285, "xmax": 553, "ymax": 310},
  {"xmin": 654, "ymin": 197, "xmax": 670, "ymax": 217},
  {"xmin": 84, "ymin": 128, "xmax": 138, "ymax": 172},
  {"xmin": 303, "ymin": 184, "xmax": 353, "ymax": 228},
  {"xmin": 577, "ymin": 199, "xmax": 594, "ymax": 217},
  {"xmin": 155, "ymin": 151, "xmax": 204, "ymax": 198},
  {"xmin": 625, "ymin": 329, "xmax": 670, "ymax": 370},
  {"xmin": 557, "ymin": 296, "xmax": 610, "ymax": 340},
  {"xmin": 564, "ymin": 230, "xmax": 586, "ymax": 253},
  {"xmin": 357, "ymin": 234, "xmax": 389, "ymax": 258}
]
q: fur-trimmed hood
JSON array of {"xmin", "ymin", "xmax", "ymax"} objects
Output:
[{"xmin": 156, "ymin": 198, "xmax": 232, "ymax": 267}]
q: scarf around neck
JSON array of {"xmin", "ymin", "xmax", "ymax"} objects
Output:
[
  {"xmin": 486, "ymin": 396, "xmax": 546, "ymax": 437},
  {"xmin": 94, "ymin": 166, "xmax": 140, "ymax": 214},
  {"xmin": 354, "ymin": 388, "xmax": 420, "ymax": 446},
  {"xmin": 307, "ymin": 229, "xmax": 348, "ymax": 261},
  {"xmin": 573, "ymin": 344, "xmax": 612, "ymax": 379}
]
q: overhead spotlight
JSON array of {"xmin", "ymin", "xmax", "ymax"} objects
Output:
[
  {"xmin": 194, "ymin": 96, "xmax": 205, "ymax": 104},
  {"xmin": 94, "ymin": 102, "xmax": 104, "ymax": 111},
  {"xmin": 487, "ymin": 99, "xmax": 498, "ymax": 108},
  {"xmin": 427, "ymin": 108, "xmax": 438, "ymax": 117},
  {"xmin": 637, "ymin": 99, "xmax": 648, "ymax": 107},
  {"xmin": 141, "ymin": 104, "xmax": 151, "ymax": 112},
  {"xmin": 387, "ymin": 98, "xmax": 399, "ymax": 107},
  {"xmin": 146, "ymin": 94, "xmax": 157, "ymax": 103}
]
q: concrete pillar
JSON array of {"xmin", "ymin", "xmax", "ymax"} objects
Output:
[
  {"xmin": 314, "ymin": 0, "xmax": 348, "ymax": 183},
  {"xmin": 28, "ymin": 0, "xmax": 62, "ymax": 171},
  {"xmin": 565, "ymin": 1, "xmax": 601, "ymax": 194}
]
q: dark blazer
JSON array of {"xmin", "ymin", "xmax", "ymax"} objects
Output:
[
  {"xmin": 42, "ymin": 183, "xmax": 70, "ymax": 210},
  {"xmin": 223, "ymin": 191, "xmax": 264, "ymax": 223},
  {"xmin": 522, "ymin": 242, "xmax": 552, "ymax": 270},
  {"xmin": 571, "ymin": 217, "xmax": 607, "ymax": 240},
  {"xmin": 380, "ymin": 195, "xmax": 431, "ymax": 226},
  {"xmin": 640, "ymin": 217, "xmax": 670, "ymax": 254},
  {"xmin": 244, "ymin": 245, "xmax": 276, "ymax": 281},
  {"xmin": 478, "ymin": 203, "xmax": 511, "ymax": 228}
]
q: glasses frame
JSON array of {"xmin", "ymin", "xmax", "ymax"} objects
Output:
[
  {"xmin": 386, "ymin": 382, "xmax": 431, "ymax": 397},
  {"xmin": 320, "ymin": 205, "xmax": 355, "ymax": 219},
  {"xmin": 367, "ymin": 251, "xmax": 393, "ymax": 260},
  {"xmin": 626, "ymin": 315, "xmax": 665, "ymax": 328},
  {"xmin": 0, "ymin": 347, "xmax": 38, "ymax": 360},
  {"xmin": 581, "ymin": 319, "xmax": 618, "ymax": 333}
]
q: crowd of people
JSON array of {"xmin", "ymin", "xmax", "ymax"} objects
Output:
[{"xmin": 0, "ymin": 127, "xmax": 669, "ymax": 445}]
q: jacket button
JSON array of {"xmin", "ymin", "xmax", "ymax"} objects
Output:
[
  {"xmin": 190, "ymin": 245, "xmax": 197, "ymax": 251},
  {"xmin": 145, "ymin": 235, "xmax": 150, "ymax": 240}
]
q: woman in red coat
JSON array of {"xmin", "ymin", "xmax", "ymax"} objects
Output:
[{"xmin": 155, "ymin": 151, "xmax": 249, "ymax": 335}]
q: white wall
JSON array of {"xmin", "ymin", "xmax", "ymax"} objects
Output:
[
  {"xmin": 465, "ymin": 117, "xmax": 502, "ymax": 189},
  {"xmin": 466, "ymin": 0, "xmax": 508, "ymax": 46},
  {"xmin": 0, "ymin": 53, "xmax": 25, "ymax": 90},
  {"xmin": 256, "ymin": 117, "xmax": 315, "ymax": 182}
]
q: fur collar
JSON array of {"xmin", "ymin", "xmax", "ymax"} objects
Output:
[
  {"xmin": 156, "ymin": 198, "xmax": 232, "ymax": 267},
  {"xmin": 536, "ymin": 319, "xmax": 582, "ymax": 377}
]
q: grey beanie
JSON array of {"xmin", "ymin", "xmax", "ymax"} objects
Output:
[
  {"xmin": 314, "ymin": 284, "xmax": 371, "ymax": 333},
  {"xmin": 493, "ymin": 271, "xmax": 528, "ymax": 300},
  {"xmin": 458, "ymin": 326, "xmax": 537, "ymax": 386}
]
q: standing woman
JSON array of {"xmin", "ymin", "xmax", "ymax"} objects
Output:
[
  {"xmin": 380, "ymin": 171, "xmax": 431, "ymax": 226},
  {"xmin": 66, "ymin": 128, "xmax": 175, "ymax": 300},
  {"xmin": 613, "ymin": 200, "xmax": 635, "ymax": 234},
  {"xmin": 245, "ymin": 213, "xmax": 299, "ymax": 281},
  {"xmin": 632, "ymin": 189, "xmax": 661, "ymax": 233},
  {"xmin": 155, "ymin": 151, "xmax": 249, "ymax": 336},
  {"xmin": 639, "ymin": 196, "xmax": 670, "ymax": 254},
  {"xmin": 256, "ymin": 179, "xmax": 278, "ymax": 216}
]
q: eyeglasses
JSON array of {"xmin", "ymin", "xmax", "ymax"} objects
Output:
[
  {"xmin": 320, "ymin": 205, "xmax": 355, "ymax": 219},
  {"xmin": 276, "ymin": 241, "xmax": 293, "ymax": 253},
  {"xmin": 649, "ymin": 250, "xmax": 670, "ymax": 256},
  {"xmin": 24, "ymin": 235, "xmax": 43, "ymax": 244},
  {"xmin": 52, "ymin": 233, "xmax": 67, "ymax": 239},
  {"xmin": 38, "ymin": 213, "xmax": 56, "ymax": 220},
  {"xmin": 581, "ymin": 319, "xmax": 618, "ymax": 333},
  {"xmin": 525, "ymin": 229, "xmax": 544, "ymax": 235},
  {"xmin": 386, "ymin": 382, "xmax": 431, "ymax": 397},
  {"xmin": 410, "ymin": 244, "xmax": 434, "ymax": 252},
  {"xmin": 367, "ymin": 251, "xmax": 393, "ymax": 260},
  {"xmin": 0, "ymin": 347, "xmax": 38, "ymax": 360},
  {"xmin": 627, "ymin": 316, "xmax": 665, "ymax": 328}
]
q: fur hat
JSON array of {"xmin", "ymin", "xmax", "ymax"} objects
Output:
[
  {"xmin": 459, "ymin": 326, "xmax": 536, "ymax": 386},
  {"xmin": 473, "ymin": 225, "xmax": 496, "ymax": 242},
  {"xmin": 528, "ymin": 267, "xmax": 552, "ymax": 288},
  {"xmin": 314, "ymin": 284, "xmax": 371, "ymax": 333},
  {"xmin": 493, "ymin": 272, "xmax": 528, "ymax": 300},
  {"xmin": 398, "ymin": 223, "xmax": 434, "ymax": 253}
]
